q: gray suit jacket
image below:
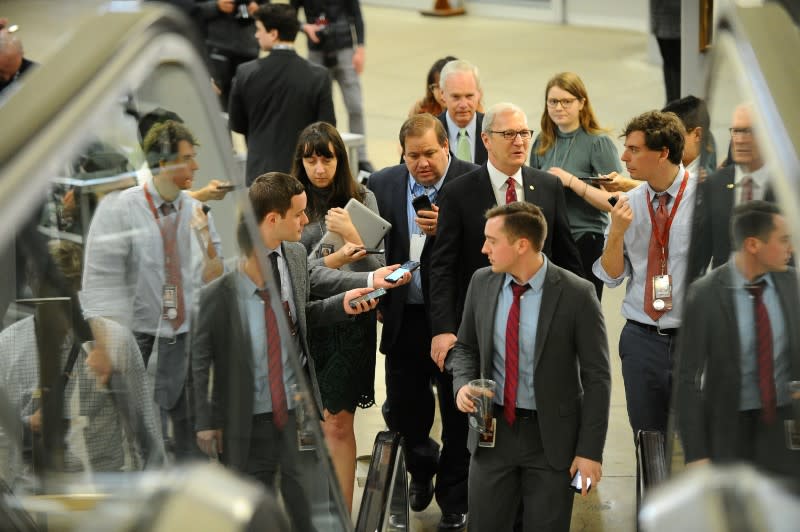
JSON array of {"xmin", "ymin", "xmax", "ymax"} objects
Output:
[
  {"xmin": 676, "ymin": 263, "xmax": 800, "ymax": 462},
  {"xmin": 192, "ymin": 241, "xmax": 366, "ymax": 470},
  {"xmin": 446, "ymin": 263, "xmax": 611, "ymax": 469}
]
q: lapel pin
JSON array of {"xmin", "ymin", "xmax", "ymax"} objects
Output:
[
  {"xmin": 726, "ymin": 183, "xmax": 735, "ymax": 189},
  {"xmin": 529, "ymin": 185, "xmax": 535, "ymax": 191}
]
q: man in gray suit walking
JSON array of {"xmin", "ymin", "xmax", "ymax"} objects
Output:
[
  {"xmin": 192, "ymin": 172, "xmax": 408, "ymax": 530},
  {"xmin": 447, "ymin": 202, "xmax": 611, "ymax": 531}
]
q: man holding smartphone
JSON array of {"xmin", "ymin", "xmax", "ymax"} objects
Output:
[{"xmin": 368, "ymin": 114, "xmax": 477, "ymax": 529}]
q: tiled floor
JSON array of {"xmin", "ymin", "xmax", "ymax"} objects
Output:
[{"xmin": 7, "ymin": 2, "xmax": 669, "ymax": 530}]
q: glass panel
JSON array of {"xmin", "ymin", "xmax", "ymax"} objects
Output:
[{"xmin": 0, "ymin": 19, "xmax": 348, "ymax": 531}]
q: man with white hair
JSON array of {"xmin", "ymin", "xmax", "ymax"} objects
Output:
[
  {"xmin": 0, "ymin": 27, "xmax": 35, "ymax": 95},
  {"xmin": 429, "ymin": 101, "xmax": 583, "ymax": 396},
  {"xmin": 437, "ymin": 59, "xmax": 486, "ymax": 165}
]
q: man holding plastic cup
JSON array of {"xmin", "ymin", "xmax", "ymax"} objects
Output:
[{"xmin": 447, "ymin": 201, "xmax": 611, "ymax": 531}]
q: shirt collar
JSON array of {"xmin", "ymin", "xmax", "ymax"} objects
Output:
[
  {"xmin": 685, "ymin": 157, "xmax": 700, "ymax": 181},
  {"xmin": 734, "ymin": 163, "xmax": 769, "ymax": 186},
  {"xmin": 729, "ymin": 258, "xmax": 774, "ymax": 291},
  {"xmin": 146, "ymin": 180, "xmax": 184, "ymax": 208},
  {"xmin": 487, "ymin": 160, "xmax": 523, "ymax": 192},
  {"xmin": 237, "ymin": 268, "xmax": 262, "ymax": 298},
  {"xmin": 646, "ymin": 164, "xmax": 686, "ymax": 198},
  {"xmin": 503, "ymin": 255, "xmax": 548, "ymax": 294},
  {"xmin": 445, "ymin": 111, "xmax": 477, "ymax": 137}
]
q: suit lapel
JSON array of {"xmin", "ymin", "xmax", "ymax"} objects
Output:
[
  {"xmin": 282, "ymin": 243, "xmax": 307, "ymax": 339},
  {"xmin": 533, "ymin": 265, "xmax": 561, "ymax": 369},
  {"xmin": 393, "ymin": 170, "xmax": 411, "ymax": 256},
  {"xmin": 521, "ymin": 167, "xmax": 540, "ymax": 205},
  {"xmin": 481, "ymin": 273, "xmax": 504, "ymax": 377},
  {"xmin": 773, "ymin": 271, "xmax": 800, "ymax": 378},
  {"xmin": 224, "ymin": 273, "xmax": 254, "ymax": 375}
]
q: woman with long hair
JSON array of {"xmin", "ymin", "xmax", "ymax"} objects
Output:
[
  {"xmin": 409, "ymin": 55, "xmax": 457, "ymax": 117},
  {"xmin": 531, "ymin": 72, "xmax": 623, "ymax": 299},
  {"xmin": 291, "ymin": 121, "xmax": 384, "ymax": 512}
]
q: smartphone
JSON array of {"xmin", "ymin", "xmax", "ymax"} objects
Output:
[
  {"xmin": 357, "ymin": 248, "xmax": 385, "ymax": 254},
  {"xmin": 608, "ymin": 196, "xmax": 619, "ymax": 207},
  {"xmin": 384, "ymin": 260, "xmax": 421, "ymax": 283},
  {"xmin": 580, "ymin": 175, "xmax": 612, "ymax": 183},
  {"xmin": 570, "ymin": 471, "xmax": 592, "ymax": 493},
  {"xmin": 412, "ymin": 194, "xmax": 433, "ymax": 213},
  {"xmin": 348, "ymin": 287, "xmax": 387, "ymax": 309},
  {"xmin": 215, "ymin": 184, "xmax": 236, "ymax": 191}
]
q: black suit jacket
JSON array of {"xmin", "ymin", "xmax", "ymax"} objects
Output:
[
  {"xmin": 437, "ymin": 110, "xmax": 487, "ymax": 165},
  {"xmin": 676, "ymin": 263, "xmax": 800, "ymax": 462},
  {"xmin": 689, "ymin": 165, "xmax": 775, "ymax": 280},
  {"xmin": 228, "ymin": 49, "xmax": 335, "ymax": 184},
  {"xmin": 428, "ymin": 164, "xmax": 583, "ymax": 336},
  {"xmin": 192, "ymin": 242, "xmax": 358, "ymax": 471},
  {"xmin": 367, "ymin": 158, "xmax": 479, "ymax": 353},
  {"xmin": 447, "ymin": 264, "xmax": 611, "ymax": 466}
]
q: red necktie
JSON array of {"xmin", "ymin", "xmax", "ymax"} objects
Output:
[
  {"xmin": 160, "ymin": 203, "xmax": 185, "ymax": 330},
  {"xmin": 256, "ymin": 288, "xmax": 288, "ymax": 429},
  {"xmin": 745, "ymin": 281, "xmax": 776, "ymax": 424},
  {"xmin": 740, "ymin": 176, "xmax": 753, "ymax": 203},
  {"xmin": 644, "ymin": 193, "xmax": 669, "ymax": 321},
  {"xmin": 505, "ymin": 177, "xmax": 517, "ymax": 204},
  {"xmin": 504, "ymin": 282, "xmax": 529, "ymax": 426}
]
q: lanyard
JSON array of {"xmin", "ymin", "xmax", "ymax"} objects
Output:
[
  {"xmin": 143, "ymin": 183, "xmax": 182, "ymax": 229},
  {"xmin": 646, "ymin": 170, "xmax": 689, "ymax": 264}
]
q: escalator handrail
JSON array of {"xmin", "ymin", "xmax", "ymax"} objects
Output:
[{"xmin": 355, "ymin": 430, "xmax": 407, "ymax": 532}]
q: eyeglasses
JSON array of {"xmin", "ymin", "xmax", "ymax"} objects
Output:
[
  {"xmin": 546, "ymin": 97, "xmax": 579, "ymax": 108},
  {"xmin": 487, "ymin": 129, "xmax": 534, "ymax": 141},
  {"xmin": 729, "ymin": 127, "xmax": 753, "ymax": 137}
]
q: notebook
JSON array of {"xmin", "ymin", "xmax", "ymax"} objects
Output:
[{"xmin": 311, "ymin": 198, "xmax": 392, "ymax": 258}]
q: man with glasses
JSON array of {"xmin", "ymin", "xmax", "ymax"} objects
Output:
[
  {"xmin": 437, "ymin": 59, "xmax": 487, "ymax": 165},
  {"xmin": 429, "ymin": 102, "xmax": 582, "ymax": 417},
  {"xmin": 368, "ymin": 114, "xmax": 478, "ymax": 529},
  {"xmin": 689, "ymin": 103, "xmax": 773, "ymax": 279}
]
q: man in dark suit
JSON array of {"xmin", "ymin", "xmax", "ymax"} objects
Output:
[
  {"xmin": 228, "ymin": 4, "xmax": 335, "ymax": 184},
  {"xmin": 368, "ymin": 114, "xmax": 477, "ymax": 529},
  {"xmin": 429, "ymin": 102, "xmax": 582, "ymax": 371},
  {"xmin": 677, "ymin": 201, "xmax": 800, "ymax": 484},
  {"xmin": 448, "ymin": 202, "xmax": 610, "ymax": 531},
  {"xmin": 689, "ymin": 103, "xmax": 772, "ymax": 279},
  {"xmin": 193, "ymin": 172, "xmax": 409, "ymax": 531},
  {"xmin": 436, "ymin": 59, "xmax": 487, "ymax": 165}
]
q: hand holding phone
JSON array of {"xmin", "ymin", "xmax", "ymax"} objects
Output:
[
  {"xmin": 412, "ymin": 194, "xmax": 433, "ymax": 214},
  {"xmin": 215, "ymin": 184, "xmax": 236, "ymax": 191},
  {"xmin": 385, "ymin": 260, "xmax": 420, "ymax": 283},
  {"xmin": 570, "ymin": 471, "xmax": 592, "ymax": 493},
  {"xmin": 348, "ymin": 288, "xmax": 387, "ymax": 309},
  {"xmin": 356, "ymin": 247, "xmax": 385, "ymax": 255}
]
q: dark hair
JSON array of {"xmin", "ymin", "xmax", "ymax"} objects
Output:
[
  {"xmin": 537, "ymin": 72, "xmax": 607, "ymax": 156},
  {"xmin": 249, "ymin": 172, "xmax": 305, "ymax": 224},
  {"xmin": 399, "ymin": 113, "xmax": 448, "ymax": 151},
  {"xmin": 485, "ymin": 201, "xmax": 547, "ymax": 252},
  {"xmin": 416, "ymin": 56, "xmax": 457, "ymax": 115},
  {"xmin": 138, "ymin": 107, "xmax": 183, "ymax": 145},
  {"xmin": 236, "ymin": 214, "xmax": 254, "ymax": 257},
  {"xmin": 621, "ymin": 111, "xmax": 685, "ymax": 166},
  {"xmin": 291, "ymin": 122, "xmax": 362, "ymax": 221},
  {"xmin": 661, "ymin": 95, "xmax": 716, "ymax": 168},
  {"xmin": 142, "ymin": 120, "xmax": 198, "ymax": 167},
  {"xmin": 731, "ymin": 200, "xmax": 781, "ymax": 250},
  {"xmin": 254, "ymin": 4, "xmax": 300, "ymax": 42}
]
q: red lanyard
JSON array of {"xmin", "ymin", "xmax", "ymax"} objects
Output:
[
  {"xmin": 646, "ymin": 170, "xmax": 689, "ymax": 254},
  {"xmin": 143, "ymin": 183, "xmax": 182, "ymax": 223},
  {"xmin": 143, "ymin": 183, "xmax": 182, "ymax": 245}
]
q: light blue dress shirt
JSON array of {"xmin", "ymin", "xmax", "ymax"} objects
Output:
[
  {"xmin": 729, "ymin": 265, "xmax": 791, "ymax": 410},
  {"xmin": 405, "ymin": 163, "xmax": 448, "ymax": 304},
  {"xmin": 592, "ymin": 165, "xmax": 695, "ymax": 329},
  {"xmin": 492, "ymin": 257, "xmax": 548, "ymax": 410}
]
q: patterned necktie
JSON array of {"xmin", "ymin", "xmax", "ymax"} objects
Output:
[
  {"xmin": 456, "ymin": 128, "xmax": 471, "ymax": 161},
  {"xmin": 160, "ymin": 202, "xmax": 185, "ymax": 330},
  {"xmin": 644, "ymin": 193, "xmax": 669, "ymax": 321},
  {"xmin": 504, "ymin": 282, "xmax": 529, "ymax": 426},
  {"xmin": 505, "ymin": 177, "xmax": 518, "ymax": 204},
  {"xmin": 256, "ymin": 288, "xmax": 288, "ymax": 429},
  {"xmin": 745, "ymin": 281, "xmax": 776, "ymax": 424},
  {"xmin": 740, "ymin": 176, "xmax": 753, "ymax": 203}
]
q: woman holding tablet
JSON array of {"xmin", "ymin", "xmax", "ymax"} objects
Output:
[{"xmin": 291, "ymin": 122, "xmax": 384, "ymax": 513}]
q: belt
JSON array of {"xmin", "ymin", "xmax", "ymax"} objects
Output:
[
  {"xmin": 627, "ymin": 320, "xmax": 678, "ymax": 337},
  {"xmin": 253, "ymin": 410, "xmax": 295, "ymax": 423},
  {"xmin": 493, "ymin": 404, "xmax": 536, "ymax": 420},
  {"xmin": 135, "ymin": 331, "xmax": 187, "ymax": 345}
]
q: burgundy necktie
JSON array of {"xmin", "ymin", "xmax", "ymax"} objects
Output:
[
  {"xmin": 504, "ymin": 282, "xmax": 529, "ymax": 426},
  {"xmin": 256, "ymin": 288, "xmax": 288, "ymax": 429},
  {"xmin": 740, "ymin": 176, "xmax": 753, "ymax": 203},
  {"xmin": 505, "ymin": 177, "xmax": 517, "ymax": 204},
  {"xmin": 745, "ymin": 281, "xmax": 776, "ymax": 424},
  {"xmin": 160, "ymin": 202, "xmax": 185, "ymax": 330},
  {"xmin": 644, "ymin": 193, "xmax": 669, "ymax": 321}
]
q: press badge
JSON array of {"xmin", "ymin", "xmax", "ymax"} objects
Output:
[
  {"xmin": 319, "ymin": 243, "xmax": 335, "ymax": 257},
  {"xmin": 409, "ymin": 233, "xmax": 426, "ymax": 262},
  {"xmin": 651, "ymin": 274, "xmax": 673, "ymax": 312},
  {"xmin": 162, "ymin": 284, "xmax": 178, "ymax": 319},
  {"xmin": 478, "ymin": 418, "xmax": 497, "ymax": 448}
]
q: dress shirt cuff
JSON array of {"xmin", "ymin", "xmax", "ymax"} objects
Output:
[
  {"xmin": 591, "ymin": 259, "xmax": 627, "ymax": 287},
  {"xmin": 367, "ymin": 272, "xmax": 374, "ymax": 288}
]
